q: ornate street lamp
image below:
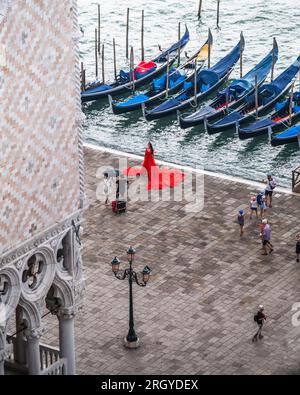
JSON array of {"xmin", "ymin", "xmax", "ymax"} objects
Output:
[{"xmin": 111, "ymin": 246, "xmax": 151, "ymax": 348}]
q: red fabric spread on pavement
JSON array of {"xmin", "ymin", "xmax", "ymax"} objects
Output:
[{"xmin": 124, "ymin": 148, "xmax": 185, "ymax": 190}]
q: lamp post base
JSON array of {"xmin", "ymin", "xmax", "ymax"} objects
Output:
[{"xmin": 123, "ymin": 337, "xmax": 140, "ymax": 349}]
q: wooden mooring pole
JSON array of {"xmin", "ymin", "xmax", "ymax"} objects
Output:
[
  {"xmin": 113, "ymin": 38, "xmax": 117, "ymax": 81},
  {"xmin": 226, "ymin": 74, "xmax": 229, "ymax": 113},
  {"xmin": 271, "ymin": 37, "xmax": 276, "ymax": 82},
  {"xmin": 197, "ymin": 0, "xmax": 203, "ymax": 19},
  {"xmin": 126, "ymin": 8, "xmax": 130, "ymax": 60},
  {"xmin": 178, "ymin": 22, "xmax": 181, "ymax": 66},
  {"xmin": 102, "ymin": 44, "xmax": 105, "ymax": 84},
  {"xmin": 141, "ymin": 10, "xmax": 145, "ymax": 61},
  {"xmin": 217, "ymin": 0, "xmax": 220, "ymax": 29},
  {"xmin": 165, "ymin": 52, "xmax": 170, "ymax": 98},
  {"xmin": 240, "ymin": 32, "xmax": 243, "ymax": 78},
  {"xmin": 255, "ymin": 74, "xmax": 258, "ymax": 119},
  {"xmin": 208, "ymin": 28, "xmax": 211, "ymax": 68},
  {"xmin": 130, "ymin": 46, "xmax": 135, "ymax": 93},
  {"xmin": 95, "ymin": 28, "xmax": 98, "ymax": 78},
  {"xmin": 289, "ymin": 83, "xmax": 294, "ymax": 126},
  {"xmin": 97, "ymin": 4, "xmax": 101, "ymax": 54}
]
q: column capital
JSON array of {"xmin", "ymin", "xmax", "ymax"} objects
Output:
[
  {"xmin": 57, "ymin": 306, "xmax": 77, "ymax": 320},
  {"xmin": 24, "ymin": 326, "xmax": 45, "ymax": 340}
]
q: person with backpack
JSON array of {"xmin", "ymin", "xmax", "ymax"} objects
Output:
[
  {"xmin": 264, "ymin": 173, "xmax": 277, "ymax": 208},
  {"xmin": 252, "ymin": 305, "xmax": 266, "ymax": 342},
  {"xmin": 256, "ymin": 191, "xmax": 265, "ymax": 218}
]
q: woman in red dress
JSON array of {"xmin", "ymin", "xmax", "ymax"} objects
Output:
[{"xmin": 125, "ymin": 143, "xmax": 185, "ymax": 190}]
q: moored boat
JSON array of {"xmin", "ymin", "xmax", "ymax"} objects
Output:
[
  {"xmin": 110, "ymin": 31, "xmax": 212, "ymax": 115},
  {"xmin": 81, "ymin": 26, "xmax": 190, "ymax": 103},
  {"xmin": 206, "ymin": 56, "xmax": 300, "ymax": 134},
  {"xmin": 179, "ymin": 40, "xmax": 278, "ymax": 129},
  {"xmin": 271, "ymin": 124, "xmax": 300, "ymax": 146},
  {"xmin": 144, "ymin": 34, "xmax": 245, "ymax": 121},
  {"xmin": 239, "ymin": 92, "xmax": 300, "ymax": 139}
]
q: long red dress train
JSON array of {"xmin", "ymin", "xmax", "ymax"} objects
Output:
[{"xmin": 124, "ymin": 148, "xmax": 185, "ymax": 190}]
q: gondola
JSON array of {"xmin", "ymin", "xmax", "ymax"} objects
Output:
[
  {"xmin": 143, "ymin": 34, "xmax": 245, "ymax": 121},
  {"xmin": 271, "ymin": 124, "xmax": 300, "ymax": 146},
  {"xmin": 81, "ymin": 26, "xmax": 190, "ymax": 103},
  {"xmin": 179, "ymin": 41, "xmax": 278, "ymax": 129},
  {"xmin": 110, "ymin": 31, "xmax": 212, "ymax": 115},
  {"xmin": 239, "ymin": 92, "xmax": 300, "ymax": 139},
  {"xmin": 206, "ymin": 56, "xmax": 300, "ymax": 134}
]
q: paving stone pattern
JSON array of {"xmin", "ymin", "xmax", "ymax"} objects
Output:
[{"xmin": 44, "ymin": 147, "xmax": 300, "ymax": 375}]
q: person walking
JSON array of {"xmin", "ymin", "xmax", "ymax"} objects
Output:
[
  {"xmin": 261, "ymin": 219, "xmax": 273, "ymax": 255},
  {"xmin": 116, "ymin": 174, "xmax": 128, "ymax": 200},
  {"xmin": 103, "ymin": 172, "xmax": 112, "ymax": 205},
  {"xmin": 258, "ymin": 219, "xmax": 266, "ymax": 250},
  {"xmin": 237, "ymin": 210, "xmax": 245, "ymax": 236},
  {"xmin": 296, "ymin": 233, "xmax": 300, "ymax": 263},
  {"xmin": 264, "ymin": 173, "xmax": 277, "ymax": 208},
  {"xmin": 250, "ymin": 196, "xmax": 258, "ymax": 219},
  {"xmin": 252, "ymin": 305, "xmax": 267, "ymax": 342},
  {"xmin": 256, "ymin": 191, "xmax": 265, "ymax": 218},
  {"xmin": 261, "ymin": 196, "xmax": 268, "ymax": 218}
]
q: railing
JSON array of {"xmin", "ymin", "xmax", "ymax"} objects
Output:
[
  {"xmin": 292, "ymin": 166, "xmax": 300, "ymax": 192},
  {"xmin": 40, "ymin": 358, "xmax": 67, "ymax": 375},
  {"xmin": 39, "ymin": 343, "xmax": 60, "ymax": 371},
  {"xmin": 5, "ymin": 334, "xmax": 66, "ymax": 375}
]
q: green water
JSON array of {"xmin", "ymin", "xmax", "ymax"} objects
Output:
[{"xmin": 78, "ymin": 0, "xmax": 300, "ymax": 187}]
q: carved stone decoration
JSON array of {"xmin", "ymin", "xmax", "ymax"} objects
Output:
[
  {"xmin": 24, "ymin": 326, "xmax": 45, "ymax": 341},
  {"xmin": 57, "ymin": 306, "xmax": 77, "ymax": 321},
  {"xmin": 73, "ymin": 229, "xmax": 83, "ymax": 281},
  {"xmin": 21, "ymin": 247, "xmax": 56, "ymax": 303},
  {"xmin": 15, "ymin": 259, "xmax": 24, "ymax": 271},
  {"xmin": 0, "ymin": 267, "xmax": 22, "ymax": 325},
  {"xmin": 55, "ymin": 230, "xmax": 73, "ymax": 280},
  {"xmin": 47, "ymin": 276, "xmax": 75, "ymax": 313}
]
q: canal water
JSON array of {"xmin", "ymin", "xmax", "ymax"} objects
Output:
[{"xmin": 78, "ymin": 0, "xmax": 300, "ymax": 187}]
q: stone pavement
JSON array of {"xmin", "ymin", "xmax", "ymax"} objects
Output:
[{"xmin": 45, "ymin": 146, "xmax": 300, "ymax": 375}]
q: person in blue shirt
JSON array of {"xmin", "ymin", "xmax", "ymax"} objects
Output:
[{"xmin": 256, "ymin": 191, "xmax": 265, "ymax": 218}]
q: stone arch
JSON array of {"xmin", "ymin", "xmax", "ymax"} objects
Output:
[
  {"xmin": 20, "ymin": 246, "xmax": 57, "ymax": 303},
  {"xmin": 18, "ymin": 298, "xmax": 41, "ymax": 333},
  {"xmin": 0, "ymin": 266, "xmax": 21, "ymax": 324},
  {"xmin": 46, "ymin": 276, "xmax": 75, "ymax": 313}
]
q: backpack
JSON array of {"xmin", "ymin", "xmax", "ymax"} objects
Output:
[
  {"xmin": 257, "ymin": 194, "xmax": 263, "ymax": 205},
  {"xmin": 254, "ymin": 314, "xmax": 258, "ymax": 323}
]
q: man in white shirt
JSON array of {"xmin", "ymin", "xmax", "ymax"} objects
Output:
[{"xmin": 264, "ymin": 173, "xmax": 277, "ymax": 208}]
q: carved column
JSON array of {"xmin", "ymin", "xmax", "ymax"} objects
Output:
[
  {"xmin": 25, "ymin": 329, "xmax": 42, "ymax": 375},
  {"xmin": 0, "ymin": 326, "xmax": 6, "ymax": 375},
  {"xmin": 0, "ymin": 349, "xmax": 5, "ymax": 375},
  {"xmin": 15, "ymin": 306, "xmax": 26, "ymax": 365},
  {"xmin": 58, "ymin": 307, "xmax": 76, "ymax": 375}
]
